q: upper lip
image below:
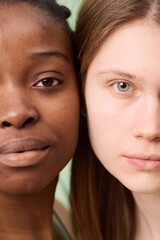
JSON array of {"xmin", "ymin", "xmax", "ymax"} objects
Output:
[
  {"xmin": 124, "ymin": 154, "xmax": 160, "ymax": 161},
  {"xmin": 0, "ymin": 138, "xmax": 49, "ymax": 154}
]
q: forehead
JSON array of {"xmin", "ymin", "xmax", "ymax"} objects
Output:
[
  {"xmin": 0, "ymin": 3, "xmax": 72, "ymax": 60},
  {"xmin": 88, "ymin": 19, "xmax": 160, "ymax": 77},
  {"xmin": 0, "ymin": 2, "xmax": 54, "ymax": 29}
]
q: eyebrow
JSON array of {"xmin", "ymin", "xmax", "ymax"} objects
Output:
[
  {"xmin": 98, "ymin": 70, "xmax": 137, "ymax": 80},
  {"xmin": 29, "ymin": 51, "xmax": 69, "ymax": 62}
]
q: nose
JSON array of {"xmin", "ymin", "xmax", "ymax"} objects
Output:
[
  {"xmin": 0, "ymin": 92, "xmax": 39, "ymax": 129},
  {"xmin": 132, "ymin": 96, "xmax": 160, "ymax": 142}
]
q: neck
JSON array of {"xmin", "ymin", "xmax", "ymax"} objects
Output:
[
  {"xmin": 0, "ymin": 178, "xmax": 57, "ymax": 240},
  {"xmin": 133, "ymin": 192, "xmax": 160, "ymax": 240}
]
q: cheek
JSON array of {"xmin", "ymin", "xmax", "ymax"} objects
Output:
[
  {"xmin": 85, "ymin": 87, "xmax": 131, "ymax": 166},
  {"xmin": 87, "ymin": 103, "xmax": 120, "ymax": 159},
  {"xmin": 38, "ymin": 91, "xmax": 79, "ymax": 130},
  {"xmin": 86, "ymin": 91, "xmax": 121, "ymax": 142},
  {"xmin": 39, "ymin": 92, "xmax": 79, "ymax": 155},
  {"xmin": 30, "ymin": 92, "xmax": 79, "ymax": 191}
]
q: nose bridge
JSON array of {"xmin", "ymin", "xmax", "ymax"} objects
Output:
[
  {"xmin": 133, "ymin": 94, "xmax": 160, "ymax": 140},
  {"xmin": 142, "ymin": 95, "xmax": 159, "ymax": 120},
  {"xmin": 0, "ymin": 85, "xmax": 39, "ymax": 129}
]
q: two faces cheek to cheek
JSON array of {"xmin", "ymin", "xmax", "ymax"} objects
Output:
[{"xmin": 1, "ymin": 5, "xmax": 160, "ymax": 197}]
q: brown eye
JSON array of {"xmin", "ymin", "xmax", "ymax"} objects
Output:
[
  {"xmin": 35, "ymin": 78, "xmax": 60, "ymax": 87},
  {"xmin": 41, "ymin": 78, "xmax": 54, "ymax": 87}
]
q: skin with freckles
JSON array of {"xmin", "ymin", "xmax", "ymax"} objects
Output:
[{"xmin": 0, "ymin": 2, "xmax": 79, "ymax": 240}]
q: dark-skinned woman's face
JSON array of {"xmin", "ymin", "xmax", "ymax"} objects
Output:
[{"xmin": 0, "ymin": 3, "xmax": 79, "ymax": 195}]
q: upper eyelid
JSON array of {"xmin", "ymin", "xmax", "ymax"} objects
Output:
[
  {"xmin": 107, "ymin": 79, "xmax": 135, "ymax": 87},
  {"xmin": 36, "ymin": 77, "xmax": 60, "ymax": 82},
  {"xmin": 37, "ymin": 77, "xmax": 61, "ymax": 82},
  {"xmin": 107, "ymin": 78, "xmax": 131, "ymax": 83},
  {"xmin": 33, "ymin": 72, "xmax": 62, "ymax": 83},
  {"xmin": 33, "ymin": 70, "xmax": 64, "ymax": 80},
  {"xmin": 98, "ymin": 70, "xmax": 143, "ymax": 83}
]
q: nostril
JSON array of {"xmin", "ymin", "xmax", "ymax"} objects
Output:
[
  {"xmin": 2, "ymin": 121, "xmax": 12, "ymax": 127},
  {"xmin": 0, "ymin": 116, "xmax": 36, "ymax": 129},
  {"xmin": 23, "ymin": 117, "xmax": 34, "ymax": 126}
]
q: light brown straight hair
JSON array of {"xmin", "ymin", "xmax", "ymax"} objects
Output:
[{"xmin": 71, "ymin": 0, "xmax": 160, "ymax": 239}]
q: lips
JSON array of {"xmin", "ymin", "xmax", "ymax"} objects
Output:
[
  {"xmin": 124, "ymin": 154, "xmax": 160, "ymax": 161},
  {"xmin": 0, "ymin": 138, "xmax": 49, "ymax": 154},
  {"xmin": 124, "ymin": 154, "xmax": 160, "ymax": 170},
  {"xmin": 0, "ymin": 138, "xmax": 51, "ymax": 167}
]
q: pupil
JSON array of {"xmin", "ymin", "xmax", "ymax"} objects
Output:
[
  {"xmin": 42, "ymin": 78, "xmax": 53, "ymax": 86},
  {"xmin": 119, "ymin": 82, "xmax": 127, "ymax": 89}
]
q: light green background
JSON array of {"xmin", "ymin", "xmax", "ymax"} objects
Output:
[
  {"xmin": 56, "ymin": 0, "xmax": 82, "ymax": 30},
  {"xmin": 55, "ymin": 0, "xmax": 82, "ymax": 210}
]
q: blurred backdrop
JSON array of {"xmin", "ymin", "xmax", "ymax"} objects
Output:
[
  {"xmin": 57, "ymin": 0, "xmax": 82, "ymax": 29},
  {"xmin": 55, "ymin": 0, "xmax": 82, "ymax": 210}
]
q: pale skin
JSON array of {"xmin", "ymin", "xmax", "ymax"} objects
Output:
[
  {"xmin": 0, "ymin": 3, "xmax": 79, "ymax": 240},
  {"xmin": 85, "ymin": 19, "xmax": 160, "ymax": 240}
]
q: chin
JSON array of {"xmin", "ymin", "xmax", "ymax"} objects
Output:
[
  {"xmin": 119, "ymin": 177, "xmax": 160, "ymax": 195},
  {"xmin": 0, "ymin": 174, "xmax": 53, "ymax": 196}
]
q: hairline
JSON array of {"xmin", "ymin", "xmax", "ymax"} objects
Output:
[{"xmin": 81, "ymin": 16, "xmax": 160, "ymax": 82}]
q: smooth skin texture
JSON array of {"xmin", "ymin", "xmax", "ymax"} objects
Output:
[
  {"xmin": 85, "ymin": 19, "xmax": 160, "ymax": 240},
  {"xmin": 0, "ymin": 3, "xmax": 79, "ymax": 240}
]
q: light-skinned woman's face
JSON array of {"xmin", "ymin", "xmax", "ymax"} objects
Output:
[
  {"xmin": 85, "ymin": 19, "xmax": 160, "ymax": 194},
  {"xmin": 0, "ymin": 3, "xmax": 79, "ymax": 195}
]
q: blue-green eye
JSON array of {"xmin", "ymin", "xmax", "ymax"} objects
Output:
[
  {"xmin": 113, "ymin": 82, "xmax": 132, "ymax": 92},
  {"xmin": 35, "ymin": 78, "xmax": 60, "ymax": 87}
]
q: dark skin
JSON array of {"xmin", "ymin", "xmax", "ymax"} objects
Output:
[{"xmin": 0, "ymin": 3, "xmax": 79, "ymax": 240}]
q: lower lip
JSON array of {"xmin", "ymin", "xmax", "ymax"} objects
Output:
[
  {"xmin": 125, "ymin": 156, "xmax": 160, "ymax": 170},
  {"xmin": 0, "ymin": 147, "xmax": 50, "ymax": 167}
]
